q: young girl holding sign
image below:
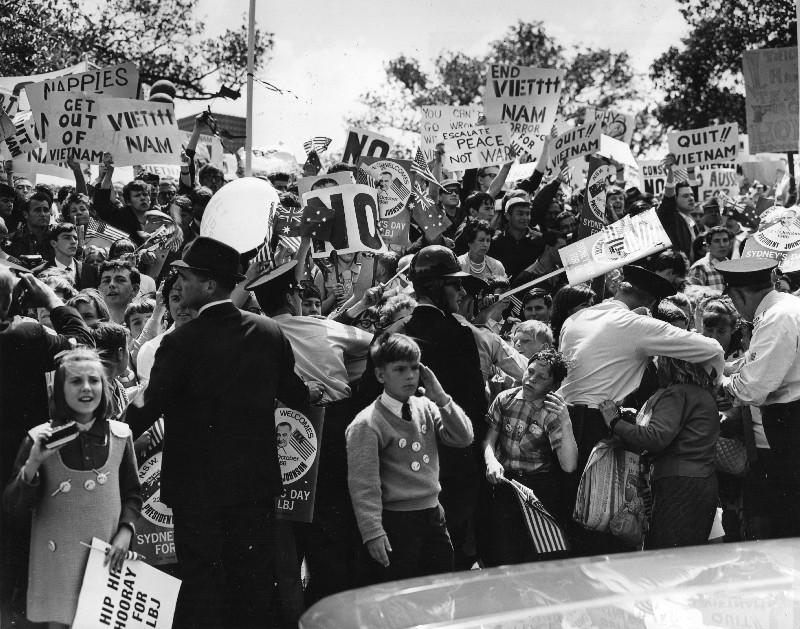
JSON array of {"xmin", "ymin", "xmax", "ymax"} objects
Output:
[{"xmin": 3, "ymin": 348, "xmax": 142, "ymax": 628}]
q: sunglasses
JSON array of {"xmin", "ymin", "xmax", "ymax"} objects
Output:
[{"xmin": 443, "ymin": 187, "xmax": 460, "ymax": 194}]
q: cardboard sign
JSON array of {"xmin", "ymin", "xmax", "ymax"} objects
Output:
[
  {"xmin": 585, "ymin": 107, "xmax": 635, "ymax": 146},
  {"xmin": 742, "ymin": 47, "xmax": 799, "ymax": 154},
  {"xmin": 420, "ymin": 105, "xmax": 482, "ymax": 162},
  {"xmin": 297, "ymin": 171, "xmax": 354, "ymax": 198},
  {"xmin": 696, "ymin": 164, "xmax": 738, "ymax": 204},
  {"xmin": 638, "ymin": 159, "xmax": 669, "ymax": 196},
  {"xmin": 301, "ymin": 184, "xmax": 385, "ymax": 258},
  {"xmin": 134, "ymin": 452, "xmax": 176, "ymax": 566},
  {"xmin": 38, "ymin": 92, "xmax": 104, "ymax": 164},
  {"xmin": 100, "ymin": 96, "xmax": 182, "ymax": 166},
  {"xmin": 0, "ymin": 62, "xmax": 89, "ymax": 114},
  {"xmin": 483, "ymin": 64, "xmax": 564, "ymax": 159},
  {"xmin": 597, "ymin": 134, "xmax": 638, "ymax": 169},
  {"xmin": 72, "ymin": 538, "xmax": 180, "ymax": 629},
  {"xmin": 667, "ymin": 123, "xmax": 738, "ymax": 168},
  {"xmin": 342, "ymin": 128, "xmax": 393, "ymax": 165},
  {"xmin": 3, "ymin": 110, "xmax": 38, "ymax": 158},
  {"xmin": 741, "ymin": 205, "xmax": 800, "ymax": 272},
  {"xmin": 577, "ymin": 156, "xmax": 616, "ymax": 239},
  {"xmin": 442, "ymin": 123, "xmax": 513, "ymax": 169},
  {"xmin": 360, "ymin": 156, "xmax": 413, "ymax": 219},
  {"xmin": 378, "ymin": 210, "xmax": 411, "ymax": 252},
  {"xmin": 548, "ymin": 123, "xmax": 601, "ymax": 170},
  {"xmin": 274, "ymin": 406, "xmax": 324, "ymax": 523},
  {"xmin": 137, "ymin": 130, "xmax": 224, "ymax": 179},
  {"xmin": 12, "ymin": 145, "xmax": 74, "ymax": 179}
]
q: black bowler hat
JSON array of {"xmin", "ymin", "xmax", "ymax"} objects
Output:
[
  {"xmin": 171, "ymin": 236, "xmax": 245, "ymax": 281},
  {"xmin": 716, "ymin": 258, "xmax": 778, "ymax": 288},
  {"xmin": 622, "ymin": 265, "xmax": 676, "ymax": 299}
]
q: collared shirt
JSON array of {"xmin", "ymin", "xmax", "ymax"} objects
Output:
[
  {"xmin": 559, "ymin": 300, "xmax": 724, "ymax": 407},
  {"xmin": 272, "ymin": 313, "xmax": 373, "ymax": 402},
  {"xmin": 725, "ymin": 291, "xmax": 800, "ymax": 406},
  {"xmin": 487, "ymin": 386, "xmax": 563, "ymax": 473},
  {"xmin": 197, "ymin": 298, "xmax": 232, "ymax": 315},
  {"xmin": 687, "ymin": 253, "xmax": 726, "ymax": 292},
  {"xmin": 54, "ymin": 257, "xmax": 77, "ymax": 275},
  {"xmin": 453, "ymin": 314, "xmax": 527, "ymax": 382},
  {"xmin": 380, "ymin": 391, "xmax": 405, "ymax": 417}
]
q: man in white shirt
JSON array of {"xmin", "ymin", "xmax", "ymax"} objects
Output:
[{"xmin": 718, "ymin": 258, "xmax": 800, "ymax": 536}]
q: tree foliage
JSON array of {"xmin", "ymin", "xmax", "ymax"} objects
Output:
[
  {"xmin": 650, "ymin": 0, "xmax": 796, "ymax": 132},
  {"xmin": 0, "ymin": 0, "xmax": 273, "ymax": 99}
]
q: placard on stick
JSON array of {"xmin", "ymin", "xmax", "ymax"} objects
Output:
[
  {"xmin": 275, "ymin": 406, "xmax": 324, "ymax": 523},
  {"xmin": 420, "ymin": 105, "xmax": 482, "ymax": 162},
  {"xmin": 342, "ymin": 128, "xmax": 393, "ymax": 165},
  {"xmin": 667, "ymin": 123, "xmax": 738, "ymax": 168},
  {"xmin": 442, "ymin": 124, "xmax": 513, "ymax": 169}
]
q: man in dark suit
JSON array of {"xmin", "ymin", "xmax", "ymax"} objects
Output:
[
  {"xmin": 656, "ymin": 153, "xmax": 700, "ymax": 260},
  {"xmin": 141, "ymin": 237, "xmax": 309, "ymax": 629},
  {"xmin": 0, "ymin": 267, "xmax": 93, "ymax": 627},
  {"xmin": 32, "ymin": 223, "xmax": 87, "ymax": 289}
]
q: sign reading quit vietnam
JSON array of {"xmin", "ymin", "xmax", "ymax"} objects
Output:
[
  {"xmin": 667, "ymin": 123, "xmax": 738, "ymax": 168},
  {"xmin": 442, "ymin": 124, "xmax": 513, "ymax": 169}
]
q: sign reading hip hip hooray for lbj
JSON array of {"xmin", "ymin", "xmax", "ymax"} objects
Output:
[
  {"xmin": 667, "ymin": 122, "xmax": 738, "ymax": 168},
  {"xmin": 275, "ymin": 407, "xmax": 324, "ymax": 523}
]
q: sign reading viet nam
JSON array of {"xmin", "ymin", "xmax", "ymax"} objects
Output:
[
  {"xmin": 483, "ymin": 64, "xmax": 564, "ymax": 160},
  {"xmin": 548, "ymin": 123, "xmax": 601, "ymax": 170},
  {"xmin": 341, "ymin": 128, "xmax": 393, "ymax": 165},
  {"xmin": 742, "ymin": 47, "xmax": 799, "ymax": 154},
  {"xmin": 134, "ymin": 452, "xmax": 176, "ymax": 567},
  {"xmin": 667, "ymin": 123, "xmax": 738, "ymax": 168},
  {"xmin": 442, "ymin": 124, "xmax": 513, "ymax": 169},
  {"xmin": 585, "ymin": 107, "xmax": 635, "ymax": 146},
  {"xmin": 72, "ymin": 538, "xmax": 180, "ymax": 629},
  {"xmin": 420, "ymin": 105, "xmax": 482, "ymax": 162},
  {"xmin": 275, "ymin": 406, "xmax": 324, "ymax": 523}
]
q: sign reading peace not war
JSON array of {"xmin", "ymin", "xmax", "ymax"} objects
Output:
[
  {"xmin": 548, "ymin": 123, "xmax": 602, "ymax": 170},
  {"xmin": 667, "ymin": 123, "xmax": 738, "ymax": 168},
  {"xmin": 275, "ymin": 406, "xmax": 324, "ymax": 523},
  {"xmin": 585, "ymin": 107, "xmax": 635, "ymax": 146},
  {"xmin": 742, "ymin": 47, "xmax": 799, "ymax": 154},
  {"xmin": 301, "ymin": 184, "xmax": 386, "ymax": 258},
  {"xmin": 420, "ymin": 105, "xmax": 482, "ymax": 162},
  {"xmin": 341, "ymin": 128, "xmax": 394, "ymax": 165},
  {"xmin": 483, "ymin": 64, "xmax": 564, "ymax": 160},
  {"xmin": 442, "ymin": 124, "xmax": 513, "ymax": 169}
]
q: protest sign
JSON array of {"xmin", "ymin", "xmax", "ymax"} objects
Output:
[
  {"xmin": 548, "ymin": 123, "xmax": 601, "ymax": 170},
  {"xmin": 360, "ymin": 156, "xmax": 413, "ymax": 219},
  {"xmin": 3, "ymin": 110, "xmax": 38, "ymax": 158},
  {"xmin": 577, "ymin": 156, "xmax": 616, "ymax": 239},
  {"xmin": 72, "ymin": 538, "xmax": 180, "ymax": 629},
  {"xmin": 667, "ymin": 123, "xmax": 738, "ymax": 168},
  {"xmin": 742, "ymin": 47, "xmax": 799, "ymax": 154},
  {"xmin": 247, "ymin": 147, "xmax": 299, "ymax": 177},
  {"xmin": 300, "ymin": 184, "xmax": 385, "ymax": 258},
  {"xmin": 134, "ymin": 452, "xmax": 176, "ymax": 566},
  {"xmin": 741, "ymin": 205, "xmax": 800, "ymax": 272},
  {"xmin": 38, "ymin": 92, "xmax": 104, "ymax": 164},
  {"xmin": 378, "ymin": 210, "xmax": 411, "ymax": 252},
  {"xmin": 585, "ymin": 107, "xmax": 635, "ymax": 146},
  {"xmin": 12, "ymin": 146, "xmax": 74, "ymax": 179},
  {"xmin": 297, "ymin": 171, "xmax": 354, "ymax": 197},
  {"xmin": 638, "ymin": 159, "xmax": 668, "ymax": 196},
  {"xmin": 0, "ymin": 109, "xmax": 14, "ymax": 143},
  {"xmin": 696, "ymin": 164, "xmax": 738, "ymax": 204},
  {"xmin": 0, "ymin": 62, "xmax": 89, "ymax": 114},
  {"xmin": 559, "ymin": 208, "xmax": 672, "ymax": 285},
  {"xmin": 442, "ymin": 123, "xmax": 513, "ymax": 169},
  {"xmin": 201, "ymin": 177, "xmax": 278, "ymax": 252},
  {"xmin": 342, "ymin": 128, "xmax": 393, "ymax": 165},
  {"xmin": 483, "ymin": 64, "xmax": 564, "ymax": 160},
  {"xmin": 597, "ymin": 134, "xmax": 638, "ymax": 169},
  {"xmin": 420, "ymin": 105, "xmax": 482, "ymax": 162},
  {"xmin": 137, "ymin": 130, "xmax": 224, "ymax": 179},
  {"xmin": 275, "ymin": 406, "xmax": 324, "ymax": 523},
  {"xmin": 100, "ymin": 96, "xmax": 182, "ymax": 166}
]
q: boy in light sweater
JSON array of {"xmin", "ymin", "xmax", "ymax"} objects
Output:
[{"xmin": 346, "ymin": 332, "xmax": 474, "ymax": 583}]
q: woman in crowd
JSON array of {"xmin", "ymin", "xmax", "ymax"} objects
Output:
[{"xmin": 458, "ymin": 219, "xmax": 507, "ymax": 283}]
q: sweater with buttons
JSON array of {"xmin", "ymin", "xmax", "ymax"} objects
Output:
[{"xmin": 346, "ymin": 394, "xmax": 473, "ymax": 544}]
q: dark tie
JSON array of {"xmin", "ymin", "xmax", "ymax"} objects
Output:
[{"xmin": 402, "ymin": 402, "xmax": 413, "ymax": 422}]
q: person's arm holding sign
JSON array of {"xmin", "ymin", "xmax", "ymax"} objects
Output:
[{"xmin": 483, "ymin": 396, "xmax": 506, "ymax": 484}]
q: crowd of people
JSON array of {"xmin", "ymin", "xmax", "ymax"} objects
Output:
[{"xmin": 1, "ymin": 105, "xmax": 800, "ymax": 629}]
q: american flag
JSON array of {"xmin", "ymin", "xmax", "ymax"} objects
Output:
[
  {"xmin": 355, "ymin": 166, "xmax": 377, "ymax": 188},
  {"xmin": 86, "ymin": 217, "xmax": 129, "ymax": 247},
  {"xmin": 509, "ymin": 296, "xmax": 523, "ymax": 318},
  {"xmin": 390, "ymin": 178, "xmax": 410, "ymax": 200},
  {"xmin": 410, "ymin": 146, "xmax": 442, "ymax": 188},
  {"xmin": 290, "ymin": 429, "xmax": 316, "ymax": 459},
  {"xmin": 303, "ymin": 136, "xmax": 332, "ymax": 155},
  {"xmin": 501, "ymin": 477, "xmax": 569, "ymax": 554}
]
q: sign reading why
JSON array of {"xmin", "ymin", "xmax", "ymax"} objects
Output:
[
  {"xmin": 483, "ymin": 64, "xmax": 564, "ymax": 160},
  {"xmin": 442, "ymin": 123, "xmax": 513, "ymax": 169},
  {"xmin": 420, "ymin": 105, "xmax": 482, "ymax": 162},
  {"xmin": 667, "ymin": 122, "xmax": 738, "ymax": 168},
  {"xmin": 72, "ymin": 538, "xmax": 180, "ymax": 629},
  {"xmin": 274, "ymin": 406, "xmax": 324, "ymax": 523},
  {"xmin": 585, "ymin": 107, "xmax": 635, "ymax": 146},
  {"xmin": 742, "ymin": 47, "xmax": 799, "ymax": 154},
  {"xmin": 548, "ymin": 123, "xmax": 601, "ymax": 170},
  {"xmin": 134, "ymin": 452, "xmax": 176, "ymax": 566},
  {"xmin": 341, "ymin": 128, "xmax": 393, "ymax": 165}
]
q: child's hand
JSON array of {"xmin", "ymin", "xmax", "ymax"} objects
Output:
[
  {"xmin": 485, "ymin": 458, "xmax": 504, "ymax": 484},
  {"xmin": 106, "ymin": 527, "xmax": 133, "ymax": 573},
  {"xmin": 598, "ymin": 400, "xmax": 619, "ymax": 427},
  {"xmin": 543, "ymin": 392, "xmax": 569, "ymax": 419},
  {"xmin": 27, "ymin": 426, "xmax": 58, "ymax": 467},
  {"xmin": 419, "ymin": 364, "xmax": 448, "ymax": 406},
  {"xmin": 366, "ymin": 534, "xmax": 392, "ymax": 567}
]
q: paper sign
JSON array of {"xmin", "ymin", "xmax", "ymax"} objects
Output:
[
  {"xmin": 301, "ymin": 184, "xmax": 385, "ymax": 258},
  {"xmin": 3, "ymin": 110, "xmax": 38, "ymax": 158},
  {"xmin": 638, "ymin": 159, "xmax": 669, "ymax": 196},
  {"xmin": 297, "ymin": 171, "xmax": 354, "ymax": 198},
  {"xmin": 559, "ymin": 208, "xmax": 672, "ymax": 285},
  {"xmin": 548, "ymin": 123, "xmax": 601, "ymax": 170},
  {"xmin": 12, "ymin": 145, "xmax": 74, "ymax": 179},
  {"xmin": 742, "ymin": 47, "xmax": 799, "ymax": 154},
  {"xmin": 597, "ymin": 134, "xmax": 638, "ymax": 168},
  {"xmin": 0, "ymin": 62, "xmax": 89, "ymax": 114},
  {"xmin": 100, "ymin": 96, "xmax": 182, "ymax": 166},
  {"xmin": 667, "ymin": 123, "xmax": 738, "ymax": 168},
  {"xmin": 38, "ymin": 92, "xmax": 104, "ymax": 163},
  {"xmin": 275, "ymin": 406, "xmax": 324, "ymax": 523},
  {"xmin": 442, "ymin": 123, "xmax": 513, "ymax": 169},
  {"xmin": 342, "ymin": 128, "xmax": 393, "ymax": 165},
  {"xmin": 378, "ymin": 209, "xmax": 411, "ymax": 252},
  {"xmin": 360, "ymin": 156, "xmax": 413, "ymax": 219},
  {"xmin": 72, "ymin": 538, "xmax": 180, "ymax": 629},
  {"xmin": 585, "ymin": 107, "xmax": 635, "ymax": 146},
  {"xmin": 483, "ymin": 64, "xmax": 564, "ymax": 160},
  {"xmin": 134, "ymin": 452, "xmax": 176, "ymax": 566},
  {"xmin": 696, "ymin": 164, "xmax": 738, "ymax": 204},
  {"xmin": 136, "ymin": 131, "xmax": 224, "ymax": 179},
  {"xmin": 741, "ymin": 205, "xmax": 800, "ymax": 272},
  {"xmin": 577, "ymin": 156, "xmax": 616, "ymax": 239},
  {"xmin": 420, "ymin": 105, "xmax": 482, "ymax": 162}
]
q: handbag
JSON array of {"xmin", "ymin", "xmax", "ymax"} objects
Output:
[{"xmin": 714, "ymin": 436, "xmax": 748, "ymax": 476}]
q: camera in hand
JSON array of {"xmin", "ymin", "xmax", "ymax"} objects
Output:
[
  {"xmin": 44, "ymin": 422, "xmax": 80, "ymax": 449},
  {"xmin": 19, "ymin": 254, "xmax": 43, "ymax": 269}
]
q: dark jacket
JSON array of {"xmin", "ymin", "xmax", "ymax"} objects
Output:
[
  {"xmin": 92, "ymin": 188, "xmax": 148, "ymax": 245},
  {"xmin": 32, "ymin": 258, "xmax": 88, "ymax": 289},
  {"xmin": 137, "ymin": 302, "xmax": 309, "ymax": 510},
  {"xmin": 656, "ymin": 195, "xmax": 696, "ymax": 260}
]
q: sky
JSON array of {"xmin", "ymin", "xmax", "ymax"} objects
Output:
[{"xmin": 175, "ymin": 0, "xmax": 691, "ymax": 160}]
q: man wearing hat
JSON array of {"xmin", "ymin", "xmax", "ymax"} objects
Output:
[
  {"xmin": 718, "ymin": 258, "xmax": 800, "ymax": 536},
  {"xmin": 488, "ymin": 193, "xmax": 545, "ymax": 281},
  {"xmin": 138, "ymin": 237, "xmax": 309, "ymax": 629},
  {"xmin": 357, "ymin": 245, "xmax": 484, "ymax": 569},
  {"xmin": 439, "ymin": 177, "xmax": 467, "ymax": 239}
]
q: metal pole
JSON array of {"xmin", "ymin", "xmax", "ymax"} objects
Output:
[
  {"xmin": 244, "ymin": 0, "xmax": 256, "ymax": 177},
  {"xmin": 788, "ymin": 152, "xmax": 796, "ymax": 203}
]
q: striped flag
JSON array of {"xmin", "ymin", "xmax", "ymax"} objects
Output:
[
  {"xmin": 509, "ymin": 296, "xmax": 523, "ymax": 318},
  {"xmin": 390, "ymin": 178, "xmax": 410, "ymax": 200},
  {"xmin": 410, "ymin": 146, "xmax": 442, "ymax": 189},
  {"xmin": 501, "ymin": 477, "xmax": 569, "ymax": 554},
  {"xmin": 86, "ymin": 217, "xmax": 129, "ymax": 248},
  {"xmin": 291, "ymin": 429, "xmax": 316, "ymax": 459},
  {"xmin": 355, "ymin": 166, "xmax": 377, "ymax": 188},
  {"xmin": 303, "ymin": 136, "xmax": 332, "ymax": 155}
]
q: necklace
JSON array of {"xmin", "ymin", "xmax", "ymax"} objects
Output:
[{"xmin": 469, "ymin": 257, "xmax": 486, "ymax": 274}]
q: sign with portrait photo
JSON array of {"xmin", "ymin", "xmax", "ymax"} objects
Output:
[{"xmin": 274, "ymin": 406, "xmax": 324, "ymax": 523}]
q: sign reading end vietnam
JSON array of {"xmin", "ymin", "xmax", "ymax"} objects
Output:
[
  {"xmin": 442, "ymin": 124, "xmax": 512, "ymax": 169},
  {"xmin": 667, "ymin": 123, "xmax": 738, "ymax": 168}
]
